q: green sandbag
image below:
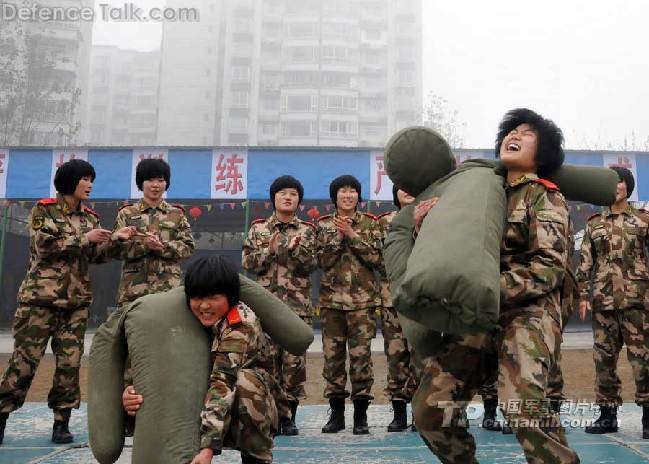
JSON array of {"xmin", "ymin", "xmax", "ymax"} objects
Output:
[
  {"xmin": 88, "ymin": 309, "xmax": 128, "ymax": 464},
  {"xmin": 126, "ymin": 288, "xmax": 212, "ymax": 463},
  {"xmin": 88, "ymin": 280, "xmax": 314, "ymax": 463},
  {"xmin": 384, "ymin": 126, "xmax": 455, "ymax": 197},
  {"xmin": 240, "ymin": 274, "xmax": 314, "ymax": 355},
  {"xmin": 386, "ymin": 161, "xmax": 506, "ymax": 334},
  {"xmin": 550, "ymin": 164, "xmax": 617, "ymax": 206}
]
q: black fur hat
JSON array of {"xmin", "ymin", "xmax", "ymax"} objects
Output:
[
  {"xmin": 610, "ymin": 166, "xmax": 635, "ymax": 198},
  {"xmin": 329, "ymin": 175, "xmax": 362, "ymax": 206},
  {"xmin": 269, "ymin": 175, "xmax": 304, "ymax": 206}
]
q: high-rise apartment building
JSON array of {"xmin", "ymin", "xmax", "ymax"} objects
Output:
[
  {"xmin": 157, "ymin": 0, "xmax": 422, "ymax": 147},
  {"xmin": 86, "ymin": 46, "xmax": 160, "ymax": 146}
]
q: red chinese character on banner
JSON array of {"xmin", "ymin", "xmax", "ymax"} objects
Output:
[
  {"xmin": 56, "ymin": 152, "xmax": 77, "ymax": 168},
  {"xmin": 374, "ymin": 155, "xmax": 386, "ymax": 195},
  {"xmin": 214, "ymin": 153, "xmax": 244, "ymax": 195},
  {"xmin": 609, "ymin": 156, "xmax": 633, "ymax": 169}
]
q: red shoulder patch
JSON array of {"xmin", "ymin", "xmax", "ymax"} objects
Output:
[
  {"xmin": 587, "ymin": 212, "xmax": 602, "ymax": 222},
  {"xmin": 317, "ymin": 215, "xmax": 332, "ymax": 222},
  {"xmin": 226, "ymin": 306, "xmax": 242, "ymax": 326},
  {"xmin": 84, "ymin": 206, "xmax": 100, "ymax": 218},
  {"xmin": 533, "ymin": 178, "xmax": 560, "ymax": 191},
  {"xmin": 363, "ymin": 212, "xmax": 378, "ymax": 220},
  {"xmin": 37, "ymin": 198, "xmax": 57, "ymax": 206},
  {"xmin": 301, "ymin": 220, "xmax": 316, "ymax": 229},
  {"xmin": 118, "ymin": 203, "xmax": 133, "ymax": 211},
  {"xmin": 377, "ymin": 211, "xmax": 394, "ymax": 219},
  {"xmin": 172, "ymin": 203, "xmax": 186, "ymax": 213},
  {"xmin": 251, "ymin": 218, "xmax": 266, "ymax": 225}
]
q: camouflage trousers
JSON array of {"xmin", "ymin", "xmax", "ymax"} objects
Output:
[
  {"xmin": 381, "ymin": 306, "xmax": 419, "ymax": 402},
  {"xmin": 413, "ymin": 311, "xmax": 580, "ymax": 464},
  {"xmin": 269, "ymin": 316, "xmax": 311, "ymax": 405},
  {"xmin": 214, "ymin": 368, "xmax": 277, "ymax": 463},
  {"xmin": 592, "ymin": 309, "xmax": 649, "ymax": 406},
  {"xmin": 321, "ymin": 308, "xmax": 376, "ymax": 400},
  {"xmin": 0, "ymin": 305, "xmax": 88, "ymax": 421}
]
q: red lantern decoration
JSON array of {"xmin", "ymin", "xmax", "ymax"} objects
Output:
[
  {"xmin": 189, "ymin": 206, "xmax": 203, "ymax": 220},
  {"xmin": 307, "ymin": 207, "xmax": 320, "ymax": 220}
]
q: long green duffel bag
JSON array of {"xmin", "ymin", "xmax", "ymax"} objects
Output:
[{"xmin": 89, "ymin": 281, "xmax": 314, "ymax": 464}]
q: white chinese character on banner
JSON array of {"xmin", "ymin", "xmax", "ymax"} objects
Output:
[
  {"xmin": 211, "ymin": 150, "xmax": 247, "ymax": 199},
  {"xmin": 370, "ymin": 152, "xmax": 393, "ymax": 201},
  {"xmin": 50, "ymin": 150, "xmax": 88, "ymax": 197},
  {"xmin": 130, "ymin": 149, "xmax": 168, "ymax": 199},
  {"xmin": 0, "ymin": 149, "xmax": 8, "ymax": 198},
  {"xmin": 603, "ymin": 153, "xmax": 638, "ymax": 202}
]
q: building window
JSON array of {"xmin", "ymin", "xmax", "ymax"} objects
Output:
[
  {"xmin": 396, "ymin": 70, "xmax": 414, "ymax": 85},
  {"xmin": 281, "ymin": 120, "xmax": 315, "ymax": 137},
  {"xmin": 288, "ymin": 46, "xmax": 317, "ymax": 63},
  {"xmin": 320, "ymin": 120, "xmax": 357, "ymax": 137},
  {"xmin": 282, "ymin": 95, "xmax": 316, "ymax": 112},
  {"xmin": 230, "ymin": 118, "xmax": 248, "ymax": 131},
  {"xmin": 322, "ymin": 95, "xmax": 357, "ymax": 112},
  {"xmin": 232, "ymin": 66, "xmax": 251, "ymax": 82},
  {"xmin": 261, "ymin": 122, "xmax": 277, "ymax": 136},
  {"xmin": 231, "ymin": 91, "xmax": 249, "ymax": 107},
  {"xmin": 286, "ymin": 22, "xmax": 318, "ymax": 39}
]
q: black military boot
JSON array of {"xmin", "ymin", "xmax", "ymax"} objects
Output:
[
  {"xmin": 387, "ymin": 400, "xmax": 408, "ymax": 432},
  {"xmin": 549, "ymin": 399, "xmax": 562, "ymax": 415},
  {"xmin": 280, "ymin": 401, "xmax": 299, "ymax": 436},
  {"xmin": 585, "ymin": 405, "xmax": 618, "ymax": 434},
  {"xmin": 353, "ymin": 398, "xmax": 370, "ymax": 435},
  {"xmin": 0, "ymin": 412, "xmax": 8, "ymax": 445},
  {"xmin": 52, "ymin": 409, "xmax": 74, "ymax": 444},
  {"xmin": 410, "ymin": 411, "xmax": 417, "ymax": 431},
  {"xmin": 321, "ymin": 398, "xmax": 345, "ymax": 433},
  {"xmin": 642, "ymin": 406, "xmax": 649, "ymax": 439},
  {"xmin": 482, "ymin": 399, "xmax": 502, "ymax": 432}
]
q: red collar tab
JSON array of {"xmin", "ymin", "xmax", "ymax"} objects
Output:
[
  {"xmin": 226, "ymin": 306, "xmax": 242, "ymax": 326},
  {"xmin": 533, "ymin": 178, "xmax": 559, "ymax": 191}
]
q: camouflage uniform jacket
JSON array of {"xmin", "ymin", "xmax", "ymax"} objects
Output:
[
  {"xmin": 113, "ymin": 200, "xmax": 195, "ymax": 306},
  {"xmin": 17, "ymin": 195, "xmax": 117, "ymax": 310},
  {"xmin": 242, "ymin": 213, "xmax": 318, "ymax": 317},
  {"xmin": 500, "ymin": 174, "xmax": 570, "ymax": 325},
  {"xmin": 576, "ymin": 205, "xmax": 649, "ymax": 312},
  {"xmin": 200, "ymin": 302, "xmax": 277, "ymax": 451},
  {"xmin": 378, "ymin": 211, "xmax": 398, "ymax": 308},
  {"xmin": 317, "ymin": 211, "xmax": 382, "ymax": 310}
]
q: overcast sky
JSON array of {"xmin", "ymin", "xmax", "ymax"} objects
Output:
[{"xmin": 93, "ymin": 0, "xmax": 649, "ymax": 149}]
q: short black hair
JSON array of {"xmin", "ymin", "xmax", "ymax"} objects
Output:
[
  {"xmin": 495, "ymin": 108, "xmax": 565, "ymax": 179},
  {"xmin": 329, "ymin": 175, "xmax": 362, "ymax": 207},
  {"xmin": 136, "ymin": 158, "xmax": 171, "ymax": 191},
  {"xmin": 53, "ymin": 159, "xmax": 96, "ymax": 195},
  {"xmin": 610, "ymin": 166, "xmax": 635, "ymax": 198},
  {"xmin": 184, "ymin": 256, "xmax": 240, "ymax": 307},
  {"xmin": 392, "ymin": 184, "xmax": 401, "ymax": 209},
  {"xmin": 270, "ymin": 175, "xmax": 304, "ymax": 206}
]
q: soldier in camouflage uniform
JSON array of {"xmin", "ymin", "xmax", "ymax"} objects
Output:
[
  {"xmin": 123, "ymin": 256, "xmax": 279, "ymax": 464},
  {"xmin": 412, "ymin": 109, "xmax": 580, "ymax": 463},
  {"xmin": 577, "ymin": 166, "xmax": 649, "ymax": 438},
  {"xmin": 318, "ymin": 175, "xmax": 382, "ymax": 435},
  {"xmin": 0, "ymin": 160, "xmax": 134, "ymax": 446},
  {"xmin": 113, "ymin": 158, "xmax": 195, "ymax": 307},
  {"xmin": 377, "ymin": 185, "xmax": 420, "ymax": 432},
  {"xmin": 242, "ymin": 175, "xmax": 317, "ymax": 436}
]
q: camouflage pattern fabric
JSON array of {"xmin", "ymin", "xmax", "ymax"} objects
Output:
[
  {"xmin": 591, "ymin": 310, "xmax": 649, "ymax": 406},
  {"xmin": 576, "ymin": 205, "xmax": 649, "ymax": 312},
  {"xmin": 378, "ymin": 211, "xmax": 420, "ymax": 401},
  {"xmin": 18, "ymin": 195, "xmax": 117, "ymax": 310},
  {"xmin": 321, "ymin": 308, "xmax": 376, "ymax": 400},
  {"xmin": 200, "ymin": 303, "xmax": 279, "ymax": 462},
  {"xmin": 242, "ymin": 213, "xmax": 317, "ymax": 317},
  {"xmin": 0, "ymin": 305, "xmax": 88, "ymax": 420},
  {"xmin": 414, "ymin": 175, "xmax": 580, "ymax": 464},
  {"xmin": 317, "ymin": 211, "xmax": 382, "ymax": 311},
  {"xmin": 113, "ymin": 200, "xmax": 194, "ymax": 307},
  {"xmin": 266, "ymin": 316, "xmax": 312, "ymax": 404}
]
